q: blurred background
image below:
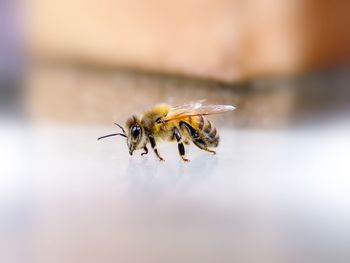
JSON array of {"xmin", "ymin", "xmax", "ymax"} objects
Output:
[{"xmin": 1, "ymin": 0, "xmax": 350, "ymax": 262}]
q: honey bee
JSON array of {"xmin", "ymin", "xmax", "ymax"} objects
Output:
[{"xmin": 98, "ymin": 100, "xmax": 235, "ymax": 162}]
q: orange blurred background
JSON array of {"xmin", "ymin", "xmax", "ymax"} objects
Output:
[{"xmin": 26, "ymin": 0, "xmax": 349, "ymax": 82}]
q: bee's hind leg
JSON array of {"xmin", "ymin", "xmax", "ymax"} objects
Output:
[
  {"xmin": 192, "ymin": 141, "xmax": 216, "ymax": 155},
  {"xmin": 180, "ymin": 121, "xmax": 216, "ymax": 155},
  {"xmin": 148, "ymin": 134, "xmax": 165, "ymax": 161},
  {"xmin": 173, "ymin": 127, "xmax": 190, "ymax": 162},
  {"xmin": 141, "ymin": 146, "xmax": 148, "ymax": 156}
]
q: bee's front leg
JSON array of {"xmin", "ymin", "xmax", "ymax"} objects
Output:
[
  {"xmin": 141, "ymin": 146, "xmax": 148, "ymax": 156},
  {"xmin": 173, "ymin": 127, "xmax": 190, "ymax": 162},
  {"xmin": 148, "ymin": 134, "xmax": 165, "ymax": 161}
]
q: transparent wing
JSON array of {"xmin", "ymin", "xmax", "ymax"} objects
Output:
[{"xmin": 164, "ymin": 100, "xmax": 235, "ymax": 122}]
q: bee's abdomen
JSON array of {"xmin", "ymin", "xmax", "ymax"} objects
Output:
[
  {"xmin": 201, "ymin": 118, "xmax": 219, "ymax": 147},
  {"xmin": 184, "ymin": 115, "xmax": 219, "ymax": 147}
]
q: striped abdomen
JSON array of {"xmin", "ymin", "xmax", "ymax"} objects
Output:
[{"xmin": 182, "ymin": 115, "xmax": 219, "ymax": 147}]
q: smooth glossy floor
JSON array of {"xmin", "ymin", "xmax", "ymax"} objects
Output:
[{"xmin": 1, "ymin": 121, "xmax": 350, "ymax": 263}]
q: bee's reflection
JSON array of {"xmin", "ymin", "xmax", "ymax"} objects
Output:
[{"xmin": 124, "ymin": 152, "xmax": 219, "ymax": 200}]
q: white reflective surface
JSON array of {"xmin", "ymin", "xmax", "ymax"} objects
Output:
[{"xmin": 1, "ymin": 122, "xmax": 350, "ymax": 263}]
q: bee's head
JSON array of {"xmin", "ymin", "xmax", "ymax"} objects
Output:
[
  {"xmin": 97, "ymin": 116, "xmax": 145, "ymax": 157},
  {"xmin": 126, "ymin": 116, "xmax": 145, "ymax": 155}
]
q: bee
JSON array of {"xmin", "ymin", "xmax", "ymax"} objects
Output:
[{"xmin": 98, "ymin": 100, "xmax": 235, "ymax": 162}]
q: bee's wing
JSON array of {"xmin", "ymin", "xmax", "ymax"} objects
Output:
[{"xmin": 164, "ymin": 100, "xmax": 235, "ymax": 122}]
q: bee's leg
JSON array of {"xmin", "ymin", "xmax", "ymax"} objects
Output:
[
  {"xmin": 141, "ymin": 146, "xmax": 148, "ymax": 156},
  {"xmin": 148, "ymin": 134, "xmax": 165, "ymax": 161},
  {"xmin": 173, "ymin": 127, "xmax": 190, "ymax": 162},
  {"xmin": 192, "ymin": 141, "xmax": 216, "ymax": 154},
  {"xmin": 180, "ymin": 121, "xmax": 216, "ymax": 155}
]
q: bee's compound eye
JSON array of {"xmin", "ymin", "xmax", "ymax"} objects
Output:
[{"xmin": 131, "ymin": 125, "xmax": 141, "ymax": 138}]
